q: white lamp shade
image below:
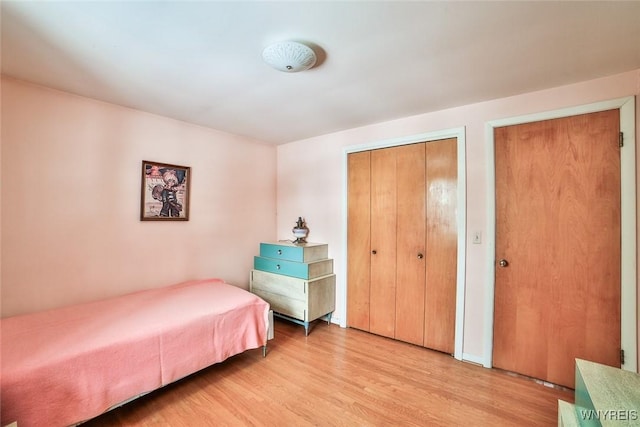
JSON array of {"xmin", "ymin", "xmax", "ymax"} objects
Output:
[{"xmin": 262, "ymin": 41, "xmax": 317, "ymax": 73}]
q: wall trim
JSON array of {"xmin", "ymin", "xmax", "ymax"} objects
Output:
[
  {"xmin": 462, "ymin": 352, "xmax": 485, "ymax": 366},
  {"xmin": 342, "ymin": 127, "xmax": 467, "ymax": 361},
  {"xmin": 484, "ymin": 96, "xmax": 637, "ymax": 372}
]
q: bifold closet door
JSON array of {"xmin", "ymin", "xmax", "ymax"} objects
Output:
[
  {"xmin": 424, "ymin": 138, "xmax": 457, "ymax": 354},
  {"xmin": 347, "ymin": 139, "xmax": 457, "ymax": 353},
  {"xmin": 369, "ymin": 147, "xmax": 398, "ymax": 339},
  {"xmin": 395, "ymin": 143, "xmax": 427, "ymax": 345},
  {"xmin": 347, "ymin": 151, "xmax": 371, "ymax": 331}
]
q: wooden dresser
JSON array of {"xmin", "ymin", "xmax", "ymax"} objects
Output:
[{"xmin": 250, "ymin": 241, "xmax": 335, "ymax": 335}]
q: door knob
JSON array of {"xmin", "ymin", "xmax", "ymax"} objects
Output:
[
  {"xmin": 371, "ymin": 250, "xmax": 377, "ymax": 255},
  {"xmin": 417, "ymin": 253, "xmax": 424, "ymax": 259},
  {"xmin": 499, "ymin": 259, "xmax": 509, "ymax": 267}
]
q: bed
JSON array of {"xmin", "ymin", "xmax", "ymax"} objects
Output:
[{"xmin": 0, "ymin": 278, "xmax": 271, "ymax": 426}]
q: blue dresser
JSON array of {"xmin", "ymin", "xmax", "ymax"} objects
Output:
[{"xmin": 250, "ymin": 241, "xmax": 336, "ymax": 335}]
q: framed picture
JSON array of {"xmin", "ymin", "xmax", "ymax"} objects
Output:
[{"xmin": 140, "ymin": 160, "xmax": 191, "ymax": 221}]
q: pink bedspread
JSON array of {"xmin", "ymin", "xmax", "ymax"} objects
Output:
[{"xmin": 1, "ymin": 278, "xmax": 269, "ymax": 426}]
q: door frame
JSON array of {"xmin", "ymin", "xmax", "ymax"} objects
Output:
[
  {"xmin": 484, "ymin": 96, "xmax": 637, "ymax": 372},
  {"xmin": 342, "ymin": 127, "xmax": 467, "ymax": 361}
]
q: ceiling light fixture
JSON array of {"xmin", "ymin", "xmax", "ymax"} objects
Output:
[{"xmin": 262, "ymin": 41, "xmax": 317, "ymax": 73}]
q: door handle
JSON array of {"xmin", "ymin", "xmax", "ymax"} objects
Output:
[
  {"xmin": 499, "ymin": 259, "xmax": 509, "ymax": 267},
  {"xmin": 417, "ymin": 253, "xmax": 424, "ymax": 259},
  {"xmin": 371, "ymin": 250, "xmax": 377, "ymax": 255}
]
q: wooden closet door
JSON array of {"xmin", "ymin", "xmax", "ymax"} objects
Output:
[
  {"xmin": 395, "ymin": 143, "xmax": 427, "ymax": 345},
  {"xmin": 347, "ymin": 151, "xmax": 371, "ymax": 331},
  {"xmin": 347, "ymin": 141, "xmax": 458, "ymax": 349},
  {"xmin": 493, "ymin": 110, "xmax": 621, "ymax": 388},
  {"xmin": 369, "ymin": 148, "xmax": 397, "ymax": 338},
  {"xmin": 424, "ymin": 138, "xmax": 457, "ymax": 354}
]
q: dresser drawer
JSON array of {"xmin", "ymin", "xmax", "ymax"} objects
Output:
[
  {"xmin": 250, "ymin": 288, "xmax": 306, "ymax": 320},
  {"xmin": 250, "ymin": 270, "xmax": 336, "ymax": 323},
  {"xmin": 250, "ymin": 269, "xmax": 307, "ymax": 300},
  {"xmin": 254, "ymin": 256, "xmax": 333, "ymax": 279},
  {"xmin": 259, "ymin": 242, "xmax": 328, "ymax": 262}
]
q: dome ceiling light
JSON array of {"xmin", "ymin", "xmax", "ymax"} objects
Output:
[{"xmin": 262, "ymin": 41, "xmax": 317, "ymax": 73}]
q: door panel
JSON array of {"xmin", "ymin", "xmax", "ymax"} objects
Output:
[
  {"xmin": 493, "ymin": 110, "xmax": 621, "ymax": 388},
  {"xmin": 370, "ymin": 148, "xmax": 397, "ymax": 338},
  {"xmin": 395, "ymin": 143, "xmax": 426, "ymax": 345},
  {"xmin": 424, "ymin": 138, "xmax": 458, "ymax": 354},
  {"xmin": 347, "ymin": 151, "xmax": 371, "ymax": 331}
]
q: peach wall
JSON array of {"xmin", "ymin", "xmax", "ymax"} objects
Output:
[
  {"xmin": 277, "ymin": 69, "xmax": 640, "ymax": 364},
  {"xmin": 1, "ymin": 77, "xmax": 277, "ymax": 317}
]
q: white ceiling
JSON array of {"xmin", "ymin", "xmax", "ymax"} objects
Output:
[{"xmin": 2, "ymin": 1, "xmax": 640, "ymax": 145}]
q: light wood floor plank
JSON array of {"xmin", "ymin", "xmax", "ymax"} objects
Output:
[{"xmin": 83, "ymin": 320, "xmax": 572, "ymax": 426}]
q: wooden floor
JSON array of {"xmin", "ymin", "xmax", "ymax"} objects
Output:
[{"xmin": 83, "ymin": 319, "xmax": 573, "ymax": 426}]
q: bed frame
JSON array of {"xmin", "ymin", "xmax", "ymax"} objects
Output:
[{"xmin": 0, "ymin": 278, "xmax": 272, "ymax": 426}]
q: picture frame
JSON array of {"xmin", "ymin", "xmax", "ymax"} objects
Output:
[{"xmin": 140, "ymin": 160, "xmax": 191, "ymax": 221}]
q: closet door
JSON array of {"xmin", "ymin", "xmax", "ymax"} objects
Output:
[
  {"xmin": 424, "ymin": 138, "xmax": 457, "ymax": 354},
  {"xmin": 347, "ymin": 151, "xmax": 371, "ymax": 331},
  {"xmin": 347, "ymin": 140, "xmax": 458, "ymax": 351},
  {"xmin": 369, "ymin": 147, "xmax": 397, "ymax": 338},
  {"xmin": 395, "ymin": 143, "xmax": 427, "ymax": 345}
]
